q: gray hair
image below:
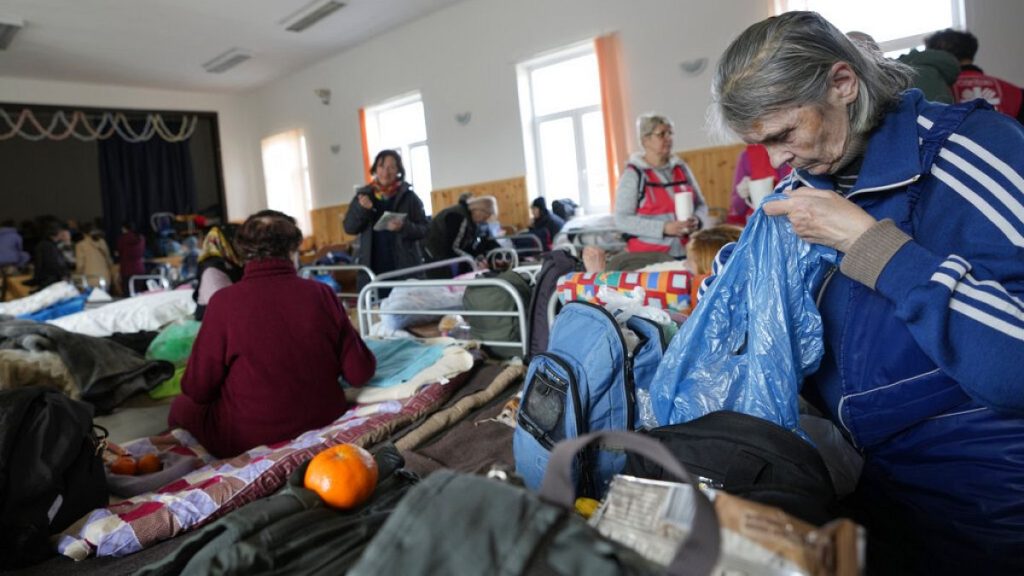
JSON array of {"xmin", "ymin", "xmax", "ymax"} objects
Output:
[
  {"xmin": 712, "ymin": 11, "xmax": 913, "ymax": 138},
  {"xmin": 636, "ymin": 113, "xmax": 673, "ymax": 142}
]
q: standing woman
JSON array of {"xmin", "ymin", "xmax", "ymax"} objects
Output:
[
  {"xmin": 614, "ymin": 114, "xmax": 708, "ymax": 257},
  {"xmin": 343, "ymin": 150, "xmax": 427, "ymax": 282}
]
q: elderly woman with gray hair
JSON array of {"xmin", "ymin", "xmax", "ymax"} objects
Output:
[
  {"xmin": 712, "ymin": 11, "xmax": 1024, "ymax": 574},
  {"xmin": 613, "ymin": 113, "xmax": 708, "ymax": 257}
]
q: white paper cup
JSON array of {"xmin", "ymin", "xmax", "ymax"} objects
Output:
[
  {"xmin": 748, "ymin": 176, "xmax": 775, "ymax": 209},
  {"xmin": 674, "ymin": 192, "xmax": 694, "ymax": 221}
]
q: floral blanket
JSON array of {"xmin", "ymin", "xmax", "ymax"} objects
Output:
[{"xmin": 59, "ymin": 370, "xmax": 474, "ymax": 560}]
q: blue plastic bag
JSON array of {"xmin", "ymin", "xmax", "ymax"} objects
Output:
[{"xmin": 650, "ymin": 200, "xmax": 837, "ymax": 436}]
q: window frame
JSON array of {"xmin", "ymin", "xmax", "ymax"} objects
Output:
[
  {"xmin": 260, "ymin": 128, "xmax": 313, "ymax": 236},
  {"xmin": 773, "ymin": 0, "xmax": 965, "ymax": 54},
  {"xmin": 517, "ymin": 41, "xmax": 609, "ymax": 215},
  {"xmin": 363, "ymin": 91, "xmax": 433, "ymax": 213}
]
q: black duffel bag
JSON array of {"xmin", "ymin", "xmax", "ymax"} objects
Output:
[
  {"xmin": 624, "ymin": 410, "xmax": 836, "ymax": 525},
  {"xmin": 0, "ymin": 386, "xmax": 108, "ymax": 569}
]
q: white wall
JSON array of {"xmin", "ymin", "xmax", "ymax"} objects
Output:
[
  {"xmin": 245, "ymin": 0, "xmax": 776, "ymax": 213},
  {"xmin": 2, "ymin": 0, "xmax": 1018, "ymax": 221},
  {"xmin": 0, "ymin": 76, "xmax": 262, "ymax": 221},
  {"xmin": 964, "ymin": 0, "xmax": 1024, "ymax": 85}
]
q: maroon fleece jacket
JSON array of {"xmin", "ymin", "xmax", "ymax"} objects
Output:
[{"xmin": 171, "ymin": 258, "xmax": 375, "ymax": 457}]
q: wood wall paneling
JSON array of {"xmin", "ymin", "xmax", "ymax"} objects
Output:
[
  {"xmin": 678, "ymin": 143, "xmax": 745, "ymax": 221},
  {"xmin": 307, "ymin": 147, "xmax": 742, "ymax": 251},
  {"xmin": 430, "ymin": 176, "xmax": 530, "ymax": 232}
]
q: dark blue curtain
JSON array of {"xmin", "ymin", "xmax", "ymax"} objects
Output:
[{"xmin": 98, "ymin": 126, "xmax": 197, "ymax": 247}]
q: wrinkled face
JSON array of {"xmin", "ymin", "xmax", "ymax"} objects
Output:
[
  {"xmin": 375, "ymin": 156, "xmax": 399, "ymax": 187},
  {"xmin": 641, "ymin": 123, "xmax": 674, "ymax": 160},
  {"xmin": 470, "ymin": 206, "xmax": 492, "ymax": 224},
  {"xmin": 741, "ymin": 101, "xmax": 851, "ymax": 176}
]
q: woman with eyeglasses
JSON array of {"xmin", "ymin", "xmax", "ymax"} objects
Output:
[{"xmin": 613, "ymin": 113, "xmax": 708, "ymax": 257}]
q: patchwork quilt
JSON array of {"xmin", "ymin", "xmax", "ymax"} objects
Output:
[
  {"xmin": 556, "ymin": 270, "xmax": 693, "ymax": 314},
  {"xmin": 59, "ymin": 370, "xmax": 474, "ymax": 560}
]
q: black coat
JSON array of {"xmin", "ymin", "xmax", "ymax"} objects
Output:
[{"xmin": 343, "ymin": 182, "xmax": 428, "ymax": 280}]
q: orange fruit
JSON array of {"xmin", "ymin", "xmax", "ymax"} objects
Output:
[
  {"xmin": 137, "ymin": 453, "xmax": 163, "ymax": 474},
  {"xmin": 110, "ymin": 456, "xmax": 137, "ymax": 476},
  {"xmin": 303, "ymin": 443, "xmax": 378, "ymax": 509}
]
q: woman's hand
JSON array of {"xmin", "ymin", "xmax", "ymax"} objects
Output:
[
  {"xmin": 761, "ymin": 188, "xmax": 877, "ymax": 252},
  {"xmin": 357, "ymin": 194, "xmax": 374, "ymax": 210},
  {"xmin": 663, "ymin": 218, "xmax": 699, "ymax": 237},
  {"xmin": 386, "ymin": 218, "xmax": 404, "ymax": 232}
]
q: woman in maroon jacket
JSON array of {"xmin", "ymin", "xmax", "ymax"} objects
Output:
[{"xmin": 169, "ymin": 210, "xmax": 376, "ymax": 458}]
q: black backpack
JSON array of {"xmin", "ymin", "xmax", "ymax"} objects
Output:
[
  {"xmin": 624, "ymin": 411, "xmax": 836, "ymax": 524},
  {"xmin": 0, "ymin": 387, "xmax": 109, "ymax": 569},
  {"xmin": 526, "ymin": 249, "xmax": 582, "ymax": 358}
]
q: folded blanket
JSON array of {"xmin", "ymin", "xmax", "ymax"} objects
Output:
[
  {"xmin": 345, "ymin": 342, "xmax": 475, "ymax": 404},
  {"xmin": 362, "ymin": 339, "xmax": 446, "ymax": 389},
  {"xmin": 0, "ymin": 320, "xmax": 174, "ymax": 413}
]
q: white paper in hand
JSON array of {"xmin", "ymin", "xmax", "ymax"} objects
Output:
[{"xmin": 373, "ymin": 211, "xmax": 407, "ymax": 231}]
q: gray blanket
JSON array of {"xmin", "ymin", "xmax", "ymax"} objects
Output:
[{"xmin": 0, "ymin": 320, "xmax": 174, "ymax": 414}]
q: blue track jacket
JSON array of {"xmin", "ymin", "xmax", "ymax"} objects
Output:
[{"xmin": 710, "ymin": 91, "xmax": 1024, "ymax": 572}]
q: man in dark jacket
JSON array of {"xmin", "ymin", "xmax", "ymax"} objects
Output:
[
  {"xmin": 423, "ymin": 195, "xmax": 498, "ymax": 278},
  {"xmin": 528, "ymin": 197, "xmax": 565, "ymax": 250},
  {"xmin": 26, "ymin": 220, "xmax": 71, "ymax": 291}
]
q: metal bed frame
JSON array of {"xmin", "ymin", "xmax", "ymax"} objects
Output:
[{"xmin": 356, "ymin": 270, "xmax": 530, "ymax": 357}]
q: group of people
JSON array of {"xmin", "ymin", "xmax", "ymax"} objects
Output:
[
  {"xmin": 0, "ymin": 217, "xmax": 152, "ymax": 297},
  {"xmin": 342, "ymin": 149, "xmax": 507, "ymax": 281},
  {"xmin": 7, "ymin": 11, "xmax": 1017, "ymax": 574}
]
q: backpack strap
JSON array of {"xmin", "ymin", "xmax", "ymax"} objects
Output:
[{"xmin": 901, "ymin": 98, "xmax": 991, "ymax": 232}]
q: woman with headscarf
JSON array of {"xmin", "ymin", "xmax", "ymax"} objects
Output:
[{"xmin": 192, "ymin": 225, "xmax": 242, "ymax": 321}]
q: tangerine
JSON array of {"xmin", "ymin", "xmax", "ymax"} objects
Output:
[
  {"xmin": 110, "ymin": 456, "xmax": 137, "ymax": 475},
  {"xmin": 303, "ymin": 443, "xmax": 378, "ymax": 509},
  {"xmin": 137, "ymin": 453, "xmax": 163, "ymax": 474}
]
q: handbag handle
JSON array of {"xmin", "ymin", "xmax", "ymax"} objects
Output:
[{"xmin": 538, "ymin": 430, "xmax": 720, "ymax": 576}]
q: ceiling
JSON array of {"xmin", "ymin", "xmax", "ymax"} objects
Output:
[{"xmin": 0, "ymin": 0, "xmax": 465, "ymax": 93}]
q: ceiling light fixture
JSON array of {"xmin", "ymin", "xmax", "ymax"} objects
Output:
[
  {"xmin": 202, "ymin": 48, "xmax": 252, "ymax": 74},
  {"xmin": 0, "ymin": 17, "xmax": 24, "ymax": 50},
  {"xmin": 281, "ymin": 0, "xmax": 346, "ymax": 33}
]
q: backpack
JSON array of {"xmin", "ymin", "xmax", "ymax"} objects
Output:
[
  {"xmin": 623, "ymin": 410, "xmax": 836, "ymax": 525},
  {"xmin": 526, "ymin": 249, "xmax": 583, "ymax": 358},
  {"xmin": 514, "ymin": 301, "xmax": 668, "ymax": 498},
  {"xmin": 462, "ymin": 269, "xmax": 532, "ymax": 359},
  {"xmin": 0, "ymin": 386, "xmax": 108, "ymax": 569},
  {"xmin": 551, "ymin": 198, "xmax": 578, "ymax": 221}
]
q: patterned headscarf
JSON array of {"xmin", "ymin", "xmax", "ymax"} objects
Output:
[{"xmin": 198, "ymin": 226, "xmax": 240, "ymax": 266}]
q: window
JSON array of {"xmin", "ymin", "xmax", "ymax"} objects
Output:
[
  {"xmin": 518, "ymin": 43, "xmax": 610, "ymax": 215},
  {"xmin": 775, "ymin": 0, "xmax": 964, "ymax": 55},
  {"xmin": 260, "ymin": 129, "xmax": 313, "ymax": 236},
  {"xmin": 363, "ymin": 92, "xmax": 433, "ymax": 214}
]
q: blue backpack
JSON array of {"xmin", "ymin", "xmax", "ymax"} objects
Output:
[{"xmin": 513, "ymin": 300, "xmax": 667, "ymax": 497}]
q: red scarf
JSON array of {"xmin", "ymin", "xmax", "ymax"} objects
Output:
[{"xmin": 372, "ymin": 180, "xmax": 399, "ymax": 200}]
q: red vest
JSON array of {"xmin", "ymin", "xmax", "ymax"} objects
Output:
[
  {"xmin": 627, "ymin": 164, "xmax": 693, "ymax": 253},
  {"xmin": 953, "ymin": 69, "xmax": 1023, "ymax": 119}
]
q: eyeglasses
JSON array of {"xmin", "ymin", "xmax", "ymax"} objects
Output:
[{"xmin": 649, "ymin": 129, "xmax": 674, "ymax": 139}]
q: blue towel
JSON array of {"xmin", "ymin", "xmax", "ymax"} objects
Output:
[
  {"xmin": 360, "ymin": 339, "xmax": 446, "ymax": 389},
  {"xmin": 18, "ymin": 294, "xmax": 88, "ymax": 322}
]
